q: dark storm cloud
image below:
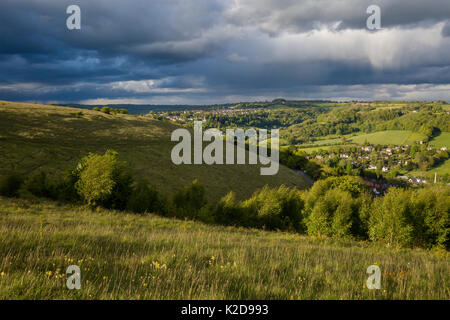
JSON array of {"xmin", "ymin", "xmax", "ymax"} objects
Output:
[
  {"xmin": 226, "ymin": 0, "xmax": 450, "ymax": 34},
  {"xmin": 0, "ymin": 0, "xmax": 449, "ymax": 103}
]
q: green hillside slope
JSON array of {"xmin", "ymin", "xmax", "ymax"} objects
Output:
[{"xmin": 0, "ymin": 101, "xmax": 309, "ymax": 201}]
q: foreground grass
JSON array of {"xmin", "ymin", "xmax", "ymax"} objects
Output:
[{"xmin": 0, "ymin": 197, "xmax": 448, "ymax": 300}]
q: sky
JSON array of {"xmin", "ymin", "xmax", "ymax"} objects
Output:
[{"xmin": 1, "ymin": 0, "xmax": 450, "ymax": 105}]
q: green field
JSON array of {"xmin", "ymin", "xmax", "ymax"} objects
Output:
[
  {"xmin": 409, "ymin": 132, "xmax": 450, "ymax": 179},
  {"xmin": 0, "ymin": 197, "xmax": 448, "ymax": 299},
  {"xmin": 429, "ymin": 132, "xmax": 450, "ymax": 149},
  {"xmin": 295, "ymin": 130, "xmax": 430, "ymax": 153},
  {"xmin": 413, "ymin": 159, "xmax": 450, "ymax": 178},
  {"xmin": 350, "ymin": 130, "xmax": 426, "ymax": 146},
  {"xmin": 0, "ymin": 101, "xmax": 308, "ymax": 201},
  {"xmin": 429, "ymin": 159, "xmax": 450, "ymax": 175},
  {"xmin": 298, "ymin": 145, "xmax": 348, "ymax": 153}
]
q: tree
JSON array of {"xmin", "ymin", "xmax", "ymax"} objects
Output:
[
  {"xmin": 306, "ymin": 188, "xmax": 354, "ymax": 238},
  {"xmin": 173, "ymin": 179, "xmax": 207, "ymax": 218},
  {"xmin": 0, "ymin": 174, "xmax": 23, "ymax": 197},
  {"xmin": 127, "ymin": 179, "xmax": 167, "ymax": 215},
  {"xmin": 212, "ymin": 191, "xmax": 245, "ymax": 225},
  {"xmin": 369, "ymin": 188, "xmax": 415, "ymax": 247},
  {"xmin": 75, "ymin": 150, "xmax": 133, "ymax": 209},
  {"xmin": 242, "ymin": 185, "xmax": 304, "ymax": 232}
]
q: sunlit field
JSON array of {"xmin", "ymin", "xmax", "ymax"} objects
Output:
[{"xmin": 0, "ymin": 197, "xmax": 448, "ymax": 300}]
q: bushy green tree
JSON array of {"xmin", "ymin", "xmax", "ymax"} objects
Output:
[
  {"xmin": 211, "ymin": 191, "xmax": 246, "ymax": 225},
  {"xmin": 304, "ymin": 176, "xmax": 372, "ymax": 239},
  {"xmin": 412, "ymin": 186, "xmax": 449, "ymax": 249},
  {"xmin": 75, "ymin": 150, "xmax": 133, "ymax": 209},
  {"xmin": 100, "ymin": 107, "xmax": 111, "ymax": 114},
  {"xmin": 0, "ymin": 173, "xmax": 23, "ymax": 197},
  {"xmin": 306, "ymin": 189, "xmax": 354, "ymax": 238},
  {"xmin": 369, "ymin": 188, "xmax": 415, "ymax": 247},
  {"xmin": 304, "ymin": 176, "xmax": 368, "ymax": 215},
  {"xmin": 173, "ymin": 179, "xmax": 207, "ymax": 218},
  {"xmin": 127, "ymin": 179, "xmax": 167, "ymax": 215},
  {"xmin": 53, "ymin": 169, "xmax": 80, "ymax": 202},
  {"xmin": 242, "ymin": 185, "xmax": 304, "ymax": 232},
  {"xmin": 23, "ymin": 171, "xmax": 54, "ymax": 198}
]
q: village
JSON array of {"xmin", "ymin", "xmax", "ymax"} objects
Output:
[
  {"xmin": 307, "ymin": 142, "xmax": 449, "ymax": 185},
  {"xmin": 149, "ymin": 108, "xmax": 260, "ymax": 123}
]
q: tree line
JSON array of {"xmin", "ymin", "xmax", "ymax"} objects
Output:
[{"xmin": 0, "ymin": 150, "xmax": 448, "ymax": 250}]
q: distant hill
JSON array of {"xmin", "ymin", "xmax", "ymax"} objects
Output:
[
  {"xmin": 0, "ymin": 101, "xmax": 309, "ymax": 201},
  {"xmin": 59, "ymin": 103, "xmax": 233, "ymax": 115}
]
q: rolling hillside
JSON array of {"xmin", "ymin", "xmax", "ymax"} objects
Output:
[{"xmin": 0, "ymin": 101, "xmax": 309, "ymax": 201}]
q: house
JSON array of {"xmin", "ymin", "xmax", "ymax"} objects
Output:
[
  {"xmin": 382, "ymin": 167, "xmax": 389, "ymax": 172},
  {"xmin": 362, "ymin": 146, "xmax": 373, "ymax": 152},
  {"xmin": 368, "ymin": 165, "xmax": 377, "ymax": 170}
]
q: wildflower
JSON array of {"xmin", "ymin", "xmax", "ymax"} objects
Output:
[{"xmin": 0, "ymin": 271, "xmax": 6, "ymax": 277}]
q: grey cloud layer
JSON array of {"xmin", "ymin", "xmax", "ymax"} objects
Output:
[{"xmin": 0, "ymin": 0, "xmax": 449, "ymax": 103}]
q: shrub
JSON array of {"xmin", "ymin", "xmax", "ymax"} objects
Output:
[
  {"xmin": 242, "ymin": 185, "xmax": 304, "ymax": 232},
  {"xmin": 127, "ymin": 180, "xmax": 167, "ymax": 215},
  {"xmin": 75, "ymin": 150, "xmax": 133, "ymax": 209},
  {"xmin": 352, "ymin": 191, "xmax": 372, "ymax": 238},
  {"xmin": 369, "ymin": 188, "xmax": 415, "ymax": 247},
  {"xmin": 53, "ymin": 169, "xmax": 80, "ymax": 202},
  {"xmin": 306, "ymin": 189, "xmax": 354, "ymax": 238},
  {"xmin": 0, "ymin": 174, "xmax": 23, "ymax": 197},
  {"xmin": 173, "ymin": 179, "xmax": 207, "ymax": 218},
  {"xmin": 23, "ymin": 171, "xmax": 55, "ymax": 198},
  {"xmin": 211, "ymin": 192, "xmax": 246, "ymax": 225},
  {"xmin": 412, "ymin": 186, "xmax": 449, "ymax": 249},
  {"xmin": 100, "ymin": 107, "xmax": 111, "ymax": 114},
  {"xmin": 303, "ymin": 176, "xmax": 368, "ymax": 216},
  {"xmin": 304, "ymin": 176, "xmax": 373, "ymax": 239}
]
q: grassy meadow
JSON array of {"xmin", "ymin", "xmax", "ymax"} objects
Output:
[
  {"xmin": 0, "ymin": 197, "xmax": 448, "ymax": 300},
  {"xmin": 0, "ymin": 101, "xmax": 308, "ymax": 201},
  {"xmin": 349, "ymin": 130, "xmax": 427, "ymax": 146},
  {"xmin": 429, "ymin": 132, "xmax": 450, "ymax": 149}
]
